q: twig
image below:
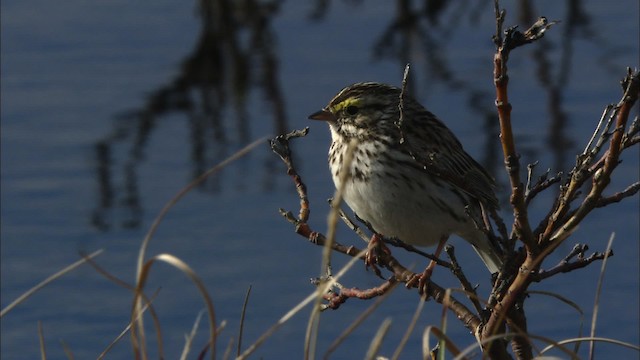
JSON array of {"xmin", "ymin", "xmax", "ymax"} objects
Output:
[
  {"xmin": 320, "ymin": 279, "xmax": 397, "ymax": 310},
  {"xmin": 524, "ymin": 165, "xmax": 563, "ymax": 206},
  {"xmin": 444, "ymin": 245, "xmax": 484, "ymax": 316},
  {"xmin": 484, "ymin": 5, "xmax": 562, "ymax": 359},
  {"xmin": 492, "ymin": 1, "xmax": 541, "ymax": 253},
  {"xmin": 622, "ymin": 134, "xmax": 640, "ymax": 148},
  {"xmin": 562, "ymin": 244, "xmax": 589, "ymax": 263},
  {"xmin": 278, "ymin": 209, "xmax": 364, "ymax": 259},
  {"xmin": 583, "ymin": 105, "xmax": 614, "ymax": 159},
  {"xmin": 534, "ymin": 248, "xmax": 613, "ymax": 281},
  {"xmin": 595, "ymin": 182, "xmax": 640, "ymax": 208},
  {"xmin": 621, "ymin": 116, "xmax": 639, "ymax": 148},
  {"xmin": 383, "ymin": 237, "xmax": 452, "ymax": 268},
  {"xmin": 332, "ymin": 199, "xmax": 371, "ymax": 243},
  {"xmin": 270, "ymin": 128, "xmax": 311, "ymax": 222},
  {"xmin": 396, "ymin": 63, "xmax": 411, "ymax": 144},
  {"xmin": 543, "ymin": 69, "xmax": 639, "ymax": 249},
  {"xmin": 524, "ymin": 161, "xmax": 539, "ymax": 198}
]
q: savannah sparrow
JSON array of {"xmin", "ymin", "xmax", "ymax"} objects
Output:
[{"xmin": 309, "ymin": 82, "xmax": 503, "ymax": 279}]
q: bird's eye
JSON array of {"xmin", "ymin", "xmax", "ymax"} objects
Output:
[{"xmin": 345, "ymin": 105, "xmax": 359, "ymax": 115}]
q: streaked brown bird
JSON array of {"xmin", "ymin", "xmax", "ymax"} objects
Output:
[{"xmin": 309, "ymin": 82, "xmax": 503, "ymax": 289}]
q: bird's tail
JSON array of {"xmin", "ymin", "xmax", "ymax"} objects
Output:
[{"xmin": 468, "ymin": 231, "xmax": 503, "ymax": 274}]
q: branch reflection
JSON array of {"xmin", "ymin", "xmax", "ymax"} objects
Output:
[{"xmin": 92, "ymin": 0, "xmax": 287, "ymax": 231}]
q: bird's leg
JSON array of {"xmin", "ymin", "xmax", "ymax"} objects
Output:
[
  {"xmin": 406, "ymin": 236, "xmax": 447, "ymax": 295},
  {"xmin": 365, "ymin": 233, "xmax": 391, "ymax": 278}
]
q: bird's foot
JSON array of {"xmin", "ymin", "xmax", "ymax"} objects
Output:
[
  {"xmin": 365, "ymin": 234, "xmax": 391, "ymax": 278},
  {"xmin": 406, "ymin": 265, "xmax": 435, "ymax": 296}
]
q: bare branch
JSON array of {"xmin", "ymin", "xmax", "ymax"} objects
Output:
[
  {"xmin": 595, "ymin": 182, "xmax": 640, "ymax": 208},
  {"xmin": 545, "ymin": 69, "xmax": 639, "ymax": 248},
  {"xmin": 493, "ymin": 2, "xmax": 544, "ymax": 253},
  {"xmin": 270, "ymin": 128, "xmax": 311, "ymax": 222},
  {"xmin": 318, "ymin": 279, "xmax": 397, "ymax": 310},
  {"xmin": 534, "ymin": 247, "xmax": 613, "ymax": 281},
  {"xmin": 524, "ymin": 164, "xmax": 563, "ymax": 205},
  {"xmin": 444, "ymin": 245, "xmax": 484, "ymax": 316}
]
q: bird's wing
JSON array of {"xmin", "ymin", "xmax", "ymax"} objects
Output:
[{"xmin": 400, "ymin": 108, "xmax": 499, "ymax": 211}]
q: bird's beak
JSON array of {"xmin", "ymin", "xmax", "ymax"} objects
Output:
[{"xmin": 308, "ymin": 109, "xmax": 336, "ymax": 122}]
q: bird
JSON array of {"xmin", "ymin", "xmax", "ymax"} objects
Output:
[{"xmin": 309, "ymin": 82, "xmax": 503, "ymax": 290}]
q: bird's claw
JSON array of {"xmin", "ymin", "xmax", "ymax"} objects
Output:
[
  {"xmin": 364, "ymin": 234, "xmax": 391, "ymax": 279},
  {"xmin": 406, "ymin": 267, "xmax": 433, "ymax": 296}
]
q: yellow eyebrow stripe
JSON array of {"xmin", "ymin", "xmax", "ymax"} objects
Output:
[{"xmin": 332, "ymin": 97, "xmax": 361, "ymax": 112}]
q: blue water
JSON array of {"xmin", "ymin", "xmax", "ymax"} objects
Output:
[{"xmin": 2, "ymin": 1, "xmax": 638, "ymax": 359}]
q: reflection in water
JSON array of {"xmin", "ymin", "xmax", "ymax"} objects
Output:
[
  {"xmin": 91, "ymin": 0, "xmax": 288, "ymax": 231},
  {"xmin": 92, "ymin": 0, "xmax": 626, "ymax": 230}
]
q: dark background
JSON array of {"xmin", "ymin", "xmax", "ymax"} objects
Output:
[{"xmin": 2, "ymin": 1, "xmax": 638, "ymax": 358}]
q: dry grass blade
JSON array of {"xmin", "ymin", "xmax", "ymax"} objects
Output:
[
  {"xmin": 222, "ymin": 337, "xmax": 235, "ymax": 360},
  {"xmin": 0, "ymin": 249, "xmax": 104, "ymax": 318},
  {"xmin": 391, "ymin": 298, "xmax": 426, "ymax": 360},
  {"xmin": 540, "ymin": 336, "xmax": 640, "ymax": 355},
  {"xmin": 198, "ymin": 321, "xmax": 228, "ymax": 360},
  {"xmin": 131, "ymin": 254, "xmax": 217, "ymax": 360},
  {"xmin": 322, "ymin": 138, "xmax": 358, "ymax": 273},
  {"xmin": 528, "ymin": 290, "xmax": 584, "ymax": 354},
  {"xmin": 135, "ymin": 137, "xmax": 268, "ymax": 282},
  {"xmin": 423, "ymin": 326, "xmax": 463, "ymax": 360},
  {"xmin": 237, "ymin": 285, "xmax": 252, "ymax": 357},
  {"xmin": 60, "ymin": 339, "xmax": 74, "ymax": 360},
  {"xmin": 306, "ymin": 138, "xmax": 358, "ymax": 360},
  {"xmin": 238, "ymin": 289, "xmax": 318, "ymax": 360},
  {"xmin": 237, "ymin": 248, "xmax": 367, "ymax": 360},
  {"xmin": 98, "ymin": 291, "xmax": 159, "ymax": 360},
  {"xmin": 180, "ymin": 310, "xmax": 205, "ymax": 360},
  {"xmin": 84, "ymin": 255, "xmax": 165, "ymax": 358},
  {"xmin": 132, "ymin": 137, "xmax": 265, "ymax": 357},
  {"xmin": 365, "ymin": 318, "xmax": 392, "ymax": 360},
  {"xmin": 424, "ymin": 289, "xmax": 459, "ymax": 360},
  {"xmin": 457, "ymin": 331, "xmax": 582, "ymax": 360},
  {"xmin": 38, "ymin": 321, "xmax": 46, "ymax": 360},
  {"xmin": 304, "ymin": 300, "xmax": 321, "ymax": 360},
  {"xmin": 588, "ymin": 233, "xmax": 615, "ymax": 360}
]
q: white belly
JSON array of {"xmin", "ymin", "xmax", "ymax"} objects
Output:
[{"xmin": 336, "ymin": 165, "xmax": 477, "ymax": 247}]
